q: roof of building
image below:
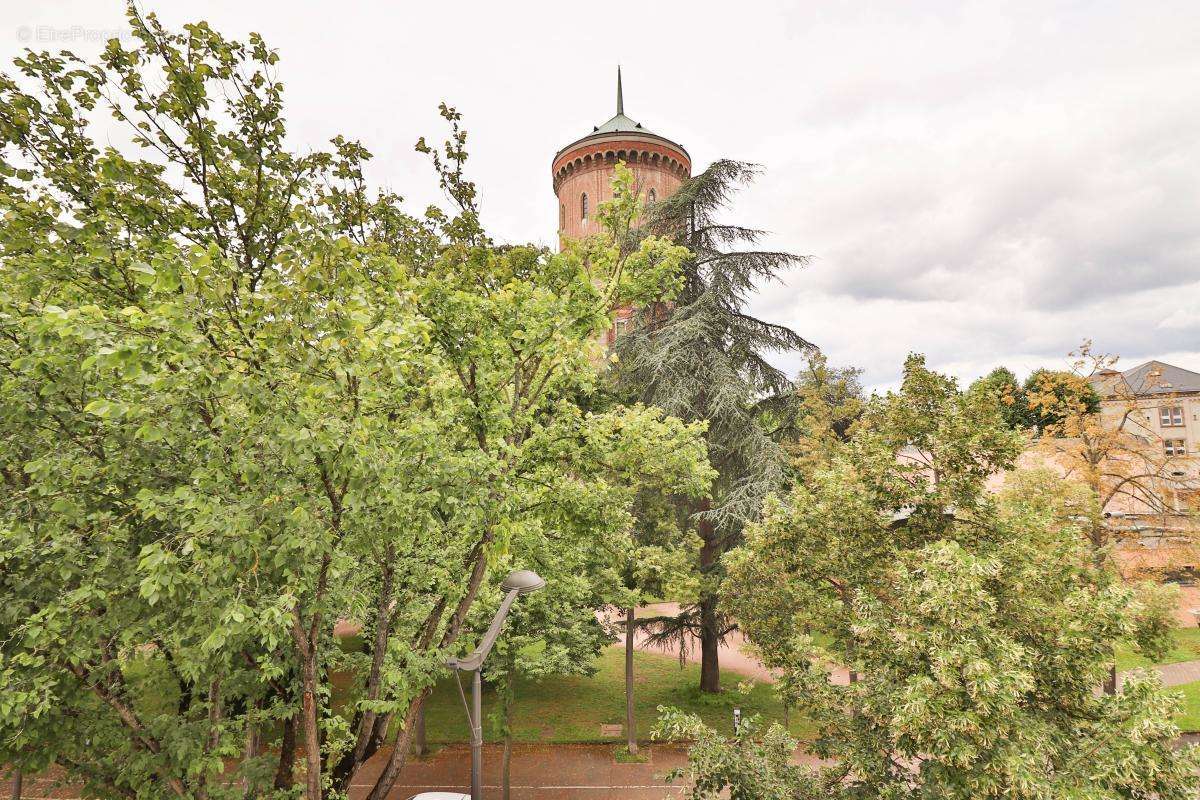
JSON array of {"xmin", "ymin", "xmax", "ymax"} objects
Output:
[
  {"xmin": 1092, "ymin": 360, "xmax": 1200, "ymax": 397},
  {"xmin": 553, "ymin": 68, "xmax": 687, "ymax": 161},
  {"xmin": 592, "ymin": 67, "xmax": 652, "ymax": 135}
]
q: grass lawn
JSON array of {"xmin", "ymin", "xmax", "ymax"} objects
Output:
[
  {"xmin": 143, "ymin": 627, "xmax": 1200, "ymax": 745},
  {"xmin": 1173, "ymin": 681, "xmax": 1200, "ymax": 732},
  {"xmin": 1115, "ymin": 626, "xmax": 1200, "ymax": 670},
  {"xmin": 420, "ymin": 646, "xmax": 812, "ymax": 744},
  {"xmin": 128, "ymin": 638, "xmax": 807, "ymax": 746}
]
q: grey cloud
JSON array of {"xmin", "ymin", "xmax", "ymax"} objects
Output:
[{"xmin": 4, "ymin": 0, "xmax": 1199, "ymax": 388}]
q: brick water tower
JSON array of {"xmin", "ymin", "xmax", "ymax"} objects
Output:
[
  {"xmin": 552, "ymin": 70, "xmax": 691, "ymax": 341},
  {"xmin": 551, "ymin": 68, "xmax": 691, "ymax": 247}
]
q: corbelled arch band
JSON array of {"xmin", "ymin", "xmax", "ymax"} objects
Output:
[{"xmin": 552, "ymin": 144, "xmax": 690, "ymax": 194}]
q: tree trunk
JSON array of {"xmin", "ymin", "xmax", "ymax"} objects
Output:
[
  {"xmin": 1104, "ymin": 663, "xmax": 1118, "ymax": 695},
  {"xmin": 502, "ymin": 733, "xmax": 512, "ymax": 800},
  {"xmin": 243, "ymin": 698, "xmax": 262, "ymax": 796},
  {"xmin": 274, "ymin": 714, "xmax": 297, "ymax": 791},
  {"xmin": 413, "ymin": 704, "xmax": 426, "ymax": 756},
  {"xmin": 364, "ymin": 691, "xmax": 429, "ymax": 800},
  {"xmin": 299, "ymin": 652, "xmax": 322, "ymax": 800},
  {"xmin": 697, "ymin": 515, "xmax": 722, "ymax": 694},
  {"xmin": 698, "ymin": 595, "xmax": 721, "ymax": 693},
  {"xmin": 624, "ymin": 606, "xmax": 638, "ymax": 755},
  {"xmin": 840, "ymin": 589, "xmax": 859, "ymax": 685},
  {"xmin": 246, "ymin": 718, "xmax": 261, "ymax": 760},
  {"xmin": 10, "ymin": 769, "xmax": 21, "ymax": 800}
]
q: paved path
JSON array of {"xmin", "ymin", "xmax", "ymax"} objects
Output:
[
  {"xmin": 613, "ymin": 602, "xmax": 853, "ymax": 685},
  {"xmin": 7, "ymin": 744, "xmax": 822, "ymax": 800},
  {"xmin": 1126, "ymin": 659, "xmax": 1200, "ymax": 688},
  {"xmin": 622, "ymin": 603, "xmax": 1200, "ymax": 693},
  {"xmin": 352, "ymin": 742, "xmax": 694, "ymax": 799}
]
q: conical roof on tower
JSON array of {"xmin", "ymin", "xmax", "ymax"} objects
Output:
[
  {"xmin": 592, "ymin": 66, "xmax": 651, "ymax": 135},
  {"xmin": 552, "ymin": 68, "xmax": 688, "ymax": 161}
]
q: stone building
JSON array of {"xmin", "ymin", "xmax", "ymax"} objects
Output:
[
  {"xmin": 1088, "ymin": 360, "xmax": 1200, "ymax": 517},
  {"xmin": 1084, "ymin": 361, "xmax": 1200, "ymax": 618},
  {"xmin": 1091, "ymin": 360, "xmax": 1200, "ymax": 463}
]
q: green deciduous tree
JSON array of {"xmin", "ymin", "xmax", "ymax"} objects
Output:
[
  {"xmin": 0, "ymin": 9, "xmax": 710, "ymax": 799},
  {"xmin": 1025, "ymin": 366, "xmax": 1102, "ymax": 432},
  {"xmin": 968, "ymin": 365, "xmax": 1103, "ymax": 434},
  {"xmin": 660, "ymin": 355, "xmax": 1196, "ymax": 800},
  {"xmin": 969, "ymin": 366, "xmax": 1031, "ymax": 430},
  {"xmin": 782, "ymin": 351, "xmax": 864, "ymax": 482},
  {"xmin": 613, "ymin": 160, "xmax": 810, "ymax": 693},
  {"xmin": 611, "ymin": 498, "xmax": 700, "ymax": 756},
  {"xmin": 478, "ymin": 559, "xmax": 612, "ymax": 800}
]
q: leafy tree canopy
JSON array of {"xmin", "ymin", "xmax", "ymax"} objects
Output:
[
  {"xmin": 0, "ymin": 8, "xmax": 711, "ymax": 799},
  {"xmin": 613, "ymin": 159, "xmax": 811, "ymax": 692},
  {"xmin": 781, "ymin": 351, "xmax": 865, "ymax": 481},
  {"xmin": 660, "ymin": 355, "xmax": 1195, "ymax": 800},
  {"xmin": 969, "ymin": 365, "xmax": 1101, "ymax": 433}
]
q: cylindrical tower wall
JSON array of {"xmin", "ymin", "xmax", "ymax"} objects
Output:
[{"xmin": 552, "ymin": 133, "xmax": 690, "ymax": 245}]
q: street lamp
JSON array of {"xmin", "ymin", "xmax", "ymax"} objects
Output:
[{"xmin": 439, "ymin": 569, "xmax": 545, "ymax": 800}]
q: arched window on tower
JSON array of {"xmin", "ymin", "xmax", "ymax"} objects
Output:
[
  {"xmin": 648, "ymin": 188, "xmax": 657, "ymax": 204},
  {"xmin": 559, "ymin": 204, "xmax": 565, "ymax": 230},
  {"xmin": 581, "ymin": 193, "xmax": 589, "ymax": 222}
]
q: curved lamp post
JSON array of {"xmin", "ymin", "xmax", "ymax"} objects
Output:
[{"xmin": 443, "ymin": 570, "xmax": 545, "ymax": 800}]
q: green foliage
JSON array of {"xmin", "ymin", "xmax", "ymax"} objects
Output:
[
  {"xmin": 672, "ymin": 355, "xmax": 1200, "ymax": 800},
  {"xmin": 655, "ymin": 711, "xmax": 832, "ymax": 800},
  {"xmin": 782, "ymin": 351, "xmax": 864, "ymax": 481},
  {"xmin": 617, "ymin": 159, "xmax": 811, "ymax": 535},
  {"xmin": 970, "ymin": 366, "xmax": 1031, "ymax": 429},
  {"xmin": 611, "ymin": 159, "xmax": 811, "ymax": 690},
  {"xmin": 969, "ymin": 365, "xmax": 1102, "ymax": 433},
  {"xmin": 0, "ymin": 8, "xmax": 709, "ymax": 799},
  {"xmin": 1024, "ymin": 367, "xmax": 1102, "ymax": 432}
]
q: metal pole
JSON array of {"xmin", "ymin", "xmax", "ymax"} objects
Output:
[{"xmin": 472, "ymin": 668, "xmax": 483, "ymax": 800}]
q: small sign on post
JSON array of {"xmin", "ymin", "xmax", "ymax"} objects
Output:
[{"xmin": 733, "ymin": 707, "xmax": 742, "ymax": 734}]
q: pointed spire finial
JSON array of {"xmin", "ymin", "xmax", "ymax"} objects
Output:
[{"xmin": 617, "ymin": 66, "xmax": 624, "ymax": 116}]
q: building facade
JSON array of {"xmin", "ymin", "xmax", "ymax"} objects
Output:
[{"xmin": 1092, "ymin": 360, "xmax": 1200, "ymax": 462}]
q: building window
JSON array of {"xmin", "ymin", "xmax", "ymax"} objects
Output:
[
  {"xmin": 648, "ymin": 188, "xmax": 656, "ymax": 204},
  {"xmin": 581, "ymin": 193, "xmax": 588, "ymax": 222},
  {"xmin": 1160, "ymin": 406, "xmax": 1184, "ymax": 427},
  {"xmin": 559, "ymin": 204, "xmax": 565, "ymax": 230},
  {"xmin": 1165, "ymin": 438, "xmax": 1187, "ymax": 456}
]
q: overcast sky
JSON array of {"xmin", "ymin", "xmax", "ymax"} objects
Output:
[{"xmin": 6, "ymin": 1, "xmax": 1200, "ymax": 390}]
